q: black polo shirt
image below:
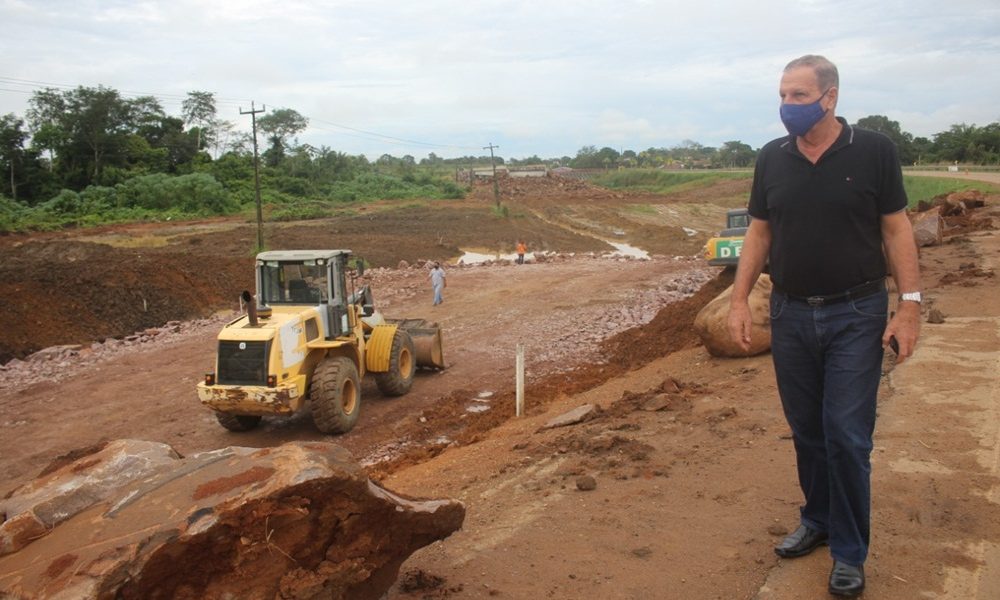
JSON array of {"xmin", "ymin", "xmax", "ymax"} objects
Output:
[{"xmin": 748, "ymin": 117, "xmax": 908, "ymax": 296}]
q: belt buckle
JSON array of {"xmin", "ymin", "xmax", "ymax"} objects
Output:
[{"xmin": 806, "ymin": 296, "xmax": 825, "ymax": 307}]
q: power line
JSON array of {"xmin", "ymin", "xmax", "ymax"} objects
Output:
[
  {"xmin": 309, "ymin": 117, "xmax": 481, "ymax": 151},
  {"xmin": 0, "ymin": 76, "xmax": 249, "ymax": 106}
]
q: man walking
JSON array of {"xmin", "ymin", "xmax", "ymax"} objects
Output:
[
  {"xmin": 728, "ymin": 55, "xmax": 921, "ymax": 597},
  {"xmin": 429, "ymin": 262, "xmax": 447, "ymax": 306}
]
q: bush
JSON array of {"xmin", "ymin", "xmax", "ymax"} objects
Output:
[
  {"xmin": 115, "ymin": 173, "xmax": 236, "ymax": 214},
  {"xmin": 322, "ymin": 172, "xmax": 466, "ymax": 202},
  {"xmin": 0, "ymin": 195, "xmax": 26, "ymax": 230},
  {"xmin": 40, "ymin": 189, "xmax": 83, "ymax": 215},
  {"xmin": 79, "ymin": 186, "xmax": 118, "ymax": 213}
]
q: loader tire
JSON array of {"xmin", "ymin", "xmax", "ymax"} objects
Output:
[
  {"xmin": 375, "ymin": 330, "xmax": 415, "ymax": 397},
  {"xmin": 216, "ymin": 412, "xmax": 261, "ymax": 432},
  {"xmin": 311, "ymin": 356, "xmax": 361, "ymax": 434}
]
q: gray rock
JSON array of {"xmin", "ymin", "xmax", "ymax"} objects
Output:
[
  {"xmin": 640, "ymin": 394, "xmax": 673, "ymax": 412},
  {"xmin": 27, "ymin": 345, "xmax": 81, "ymax": 362},
  {"xmin": 541, "ymin": 404, "xmax": 600, "ymax": 430},
  {"xmin": 1, "ymin": 440, "xmax": 181, "ymax": 557}
]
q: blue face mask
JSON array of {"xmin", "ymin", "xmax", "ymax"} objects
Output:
[{"xmin": 779, "ymin": 89, "xmax": 830, "ymax": 136}]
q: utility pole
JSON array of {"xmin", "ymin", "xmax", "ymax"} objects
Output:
[
  {"xmin": 484, "ymin": 142, "xmax": 500, "ymax": 207},
  {"xmin": 240, "ymin": 102, "xmax": 266, "ymax": 251}
]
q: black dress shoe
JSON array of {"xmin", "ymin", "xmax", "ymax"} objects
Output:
[
  {"xmin": 829, "ymin": 560, "xmax": 865, "ymax": 597},
  {"xmin": 774, "ymin": 524, "xmax": 829, "ymax": 558}
]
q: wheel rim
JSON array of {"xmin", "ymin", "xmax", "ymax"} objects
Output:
[
  {"xmin": 342, "ymin": 377, "xmax": 358, "ymax": 414},
  {"xmin": 399, "ymin": 346, "xmax": 414, "ymax": 378}
]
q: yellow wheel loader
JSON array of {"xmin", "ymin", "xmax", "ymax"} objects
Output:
[{"xmin": 197, "ymin": 250, "xmax": 445, "ymax": 434}]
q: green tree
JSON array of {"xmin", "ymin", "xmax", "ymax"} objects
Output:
[
  {"xmin": 932, "ymin": 123, "xmax": 979, "ymax": 163},
  {"xmin": 26, "ymin": 86, "xmax": 167, "ymax": 188},
  {"xmin": 855, "ymin": 115, "xmax": 916, "ymax": 164},
  {"xmin": 715, "ymin": 141, "xmax": 756, "ymax": 168},
  {"xmin": 258, "ymin": 108, "xmax": 308, "ymax": 166},
  {"xmin": 182, "ymin": 91, "xmax": 217, "ymax": 152},
  {"xmin": 911, "ymin": 136, "xmax": 933, "ymax": 165},
  {"xmin": 571, "ymin": 145, "xmax": 622, "ymax": 169},
  {"xmin": 0, "ymin": 114, "xmax": 28, "ymax": 201}
]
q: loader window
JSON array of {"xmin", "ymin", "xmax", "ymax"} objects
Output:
[
  {"xmin": 260, "ymin": 261, "xmax": 329, "ymax": 305},
  {"xmin": 727, "ymin": 211, "xmax": 751, "ymax": 229}
]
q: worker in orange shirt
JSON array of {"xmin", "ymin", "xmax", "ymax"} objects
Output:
[{"xmin": 516, "ymin": 240, "xmax": 527, "ymax": 265}]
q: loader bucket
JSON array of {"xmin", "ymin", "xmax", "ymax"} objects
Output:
[{"xmin": 388, "ymin": 318, "xmax": 445, "ymax": 369}]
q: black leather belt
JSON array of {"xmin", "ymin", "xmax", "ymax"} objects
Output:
[{"xmin": 775, "ymin": 279, "xmax": 886, "ymax": 307}]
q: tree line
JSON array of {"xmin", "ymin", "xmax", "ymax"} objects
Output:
[
  {"xmin": 559, "ymin": 116, "xmax": 1000, "ymax": 171},
  {"xmin": 1, "ymin": 84, "xmax": 998, "ymax": 230}
]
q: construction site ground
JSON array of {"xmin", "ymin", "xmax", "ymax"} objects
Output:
[{"xmin": 1, "ymin": 173, "xmax": 998, "ymax": 599}]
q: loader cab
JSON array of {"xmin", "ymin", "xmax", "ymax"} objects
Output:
[
  {"xmin": 258, "ymin": 262, "xmax": 328, "ymax": 305},
  {"xmin": 255, "ymin": 250, "xmax": 354, "ymax": 339}
]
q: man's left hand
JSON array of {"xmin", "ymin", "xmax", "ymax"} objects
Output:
[{"xmin": 883, "ymin": 302, "xmax": 921, "ymax": 364}]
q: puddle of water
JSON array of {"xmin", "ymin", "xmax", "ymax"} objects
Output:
[
  {"xmin": 606, "ymin": 242, "xmax": 649, "ymax": 260},
  {"xmin": 459, "ymin": 238, "xmax": 651, "ymax": 264},
  {"xmin": 458, "ymin": 251, "xmax": 535, "ymax": 265}
]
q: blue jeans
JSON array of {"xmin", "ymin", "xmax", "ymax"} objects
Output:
[
  {"xmin": 433, "ymin": 283, "xmax": 444, "ymax": 305},
  {"xmin": 769, "ymin": 289, "xmax": 887, "ymax": 566}
]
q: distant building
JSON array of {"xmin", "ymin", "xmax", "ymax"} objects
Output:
[
  {"xmin": 471, "ymin": 166, "xmax": 509, "ymax": 179},
  {"xmin": 507, "ymin": 165, "xmax": 548, "ymax": 178}
]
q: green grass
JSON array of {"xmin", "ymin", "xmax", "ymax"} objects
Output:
[
  {"xmin": 903, "ymin": 176, "xmax": 1000, "ymax": 207},
  {"xmin": 596, "ymin": 170, "xmax": 998, "ymax": 210},
  {"xmin": 491, "ymin": 204, "xmax": 510, "ymax": 218},
  {"xmin": 592, "ymin": 169, "xmax": 752, "ymax": 194},
  {"xmin": 623, "ymin": 204, "xmax": 658, "ymax": 215}
]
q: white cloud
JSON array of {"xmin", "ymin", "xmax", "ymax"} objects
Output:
[{"xmin": 0, "ymin": 0, "xmax": 998, "ymax": 159}]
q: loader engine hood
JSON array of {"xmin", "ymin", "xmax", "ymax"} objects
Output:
[{"xmin": 215, "ymin": 307, "xmax": 326, "ymax": 385}]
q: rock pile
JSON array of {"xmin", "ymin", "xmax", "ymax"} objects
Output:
[
  {"xmin": 508, "ymin": 262, "xmax": 717, "ymax": 372},
  {"xmin": 0, "ymin": 315, "xmax": 232, "ymax": 394}
]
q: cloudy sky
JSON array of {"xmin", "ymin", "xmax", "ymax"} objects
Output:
[{"xmin": 1, "ymin": 0, "xmax": 998, "ymax": 160}]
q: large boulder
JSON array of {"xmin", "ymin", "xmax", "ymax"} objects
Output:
[
  {"xmin": 912, "ymin": 209, "xmax": 944, "ymax": 247},
  {"xmin": 0, "ymin": 439, "xmax": 181, "ymax": 558},
  {"xmin": 0, "ymin": 441, "xmax": 464, "ymax": 600},
  {"xmin": 694, "ymin": 275, "xmax": 772, "ymax": 357}
]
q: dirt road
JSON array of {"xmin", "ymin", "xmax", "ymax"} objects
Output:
[
  {"xmin": 1, "ymin": 176, "xmax": 998, "ymax": 599},
  {"xmin": 381, "ymin": 200, "xmax": 1000, "ymax": 599},
  {"xmin": 0, "ymin": 254, "xmax": 715, "ymax": 491},
  {"xmin": 907, "ymin": 170, "xmax": 1000, "ymax": 185}
]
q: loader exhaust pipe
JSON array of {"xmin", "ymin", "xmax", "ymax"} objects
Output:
[{"xmin": 242, "ymin": 290, "xmax": 258, "ymax": 327}]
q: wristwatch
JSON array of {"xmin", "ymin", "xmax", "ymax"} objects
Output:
[{"xmin": 899, "ymin": 291, "xmax": 922, "ymax": 304}]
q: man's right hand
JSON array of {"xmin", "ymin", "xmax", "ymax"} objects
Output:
[{"xmin": 728, "ymin": 302, "xmax": 753, "ymax": 352}]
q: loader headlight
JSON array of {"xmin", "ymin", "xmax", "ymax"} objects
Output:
[
  {"xmin": 205, "ymin": 373, "xmax": 216, "ymax": 385},
  {"xmin": 266, "ymin": 375, "xmax": 277, "ymax": 387}
]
